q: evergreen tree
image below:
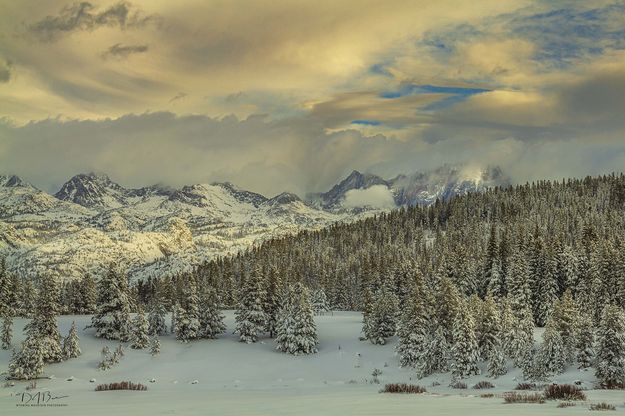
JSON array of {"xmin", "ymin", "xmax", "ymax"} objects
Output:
[
  {"xmin": 576, "ymin": 314, "xmax": 594, "ymax": 369},
  {"xmin": 235, "ymin": 268, "xmax": 266, "ymax": 343},
  {"xmin": 476, "ymin": 295, "xmax": 501, "ymax": 360},
  {"xmin": 595, "ymin": 304, "xmax": 625, "ymax": 388},
  {"xmin": 150, "ymin": 335, "xmax": 160, "ymax": 356},
  {"xmin": 263, "ymin": 268, "xmax": 282, "ymax": 338},
  {"xmin": 275, "ymin": 283, "xmax": 318, "ymax": 355},
  {"xmin": 25, "ymin": 275, "xmax": 62, "ymax": 363},
  {"xmin": 8, "ymin": 335, "xmax": 44, "ymax": 380},
  {"xmin": 450, "ymin": 299, "xmax": 481, "ymax": 379},
  {"xmin": 17, "ymin": 278, "xmax": 36, "ymax": 318},
  {"xmin": 148, "ymin": 297, "xmax": 168, "ymax": 336},
  {"xmin": 311, "ymin": 288, "xmax": 330, "ymax": 315},
  {"xmin": 174, "ymin": 274, "xmax": 200, "ymax": 342},
  {"xmin": 532, "ymin": 247, "xmax": 558, "ymax": 327},
  {"xmin": 1, "ymin": 313, "xmax": 12, "ymax": 350},
  {"xmin": 79, "ymin": 274, "xmax": 97, "ymax": 314},
  {"xmin": 550, "ymin": 290, "xmax": 580, "ymax": 364},
  {"xmin": 418, "ymin": 326, "xmax": 449, "ymax": 378},
  {"xmin": 435, "ymin": 277, "xmax": 461, "ymax": 343},
  {"xmin": 396, "ymin": 281, "xmax": 429, "ymax": 368},
  {"xmin": 199, "ymin": 286, "xmax": 226, "ymax": 339},
  {"xmin": 536, "ymin": 320, "xmax": 566, "ymax": 377},
  {"xmin": 510, "ymin": 307, "xmax": 534, "ymax": 369},
  {"xmin": 0, "ymin": 257, "xmax": 13, "ymax": 318},
  {"xmin": 487, "ymin": 344, "xmax": 507, "ymax": 378},
  {"xmin": 62, "ymin": 321, "xmax": 81, "ymax": 359},
  {"xmin": 361, "ymin": 286, "xmax": 374, "ymax": 339},
  {"xmin": 368, "ymin": 287, "xmax": 399, "ymax": 345},
  {"xmin": 91, "ymin": 266, "xmax": 131, "ymax": 341},
  {"xmin": 507, "ymin": 250, "xmax": 532, "ymax": 313},
  {"xmin": 131, "ymin": 308, "xmax": 150, "ymax": 349}
]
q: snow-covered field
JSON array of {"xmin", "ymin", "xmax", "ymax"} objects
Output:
[{"xmin": 1, "ymin": 312, "xmax": 622, "ymax": 415}]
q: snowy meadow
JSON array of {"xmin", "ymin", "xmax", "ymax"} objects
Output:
[{"xmin": 1, "ymin": 312, "xmax": 624, "ymax": 416}]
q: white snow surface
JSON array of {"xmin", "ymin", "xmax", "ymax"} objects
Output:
[{"xmin": 1, "ymin": 312, "xmax": 622, "ymax": 416}]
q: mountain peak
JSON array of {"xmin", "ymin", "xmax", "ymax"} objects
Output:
[
  {"xmin": 0, "ymin": 174, "xmax": 29, "ymax": 188},
  {"xmin": 265, "ymin": 192, "xmax": 302, "ymax": 206},
  {"xmin": 55, "ymin": 173, "xmax": 128, "ymax": 208}
]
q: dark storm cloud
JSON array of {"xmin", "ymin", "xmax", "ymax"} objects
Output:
[
  {"xmin": 101, "ymin": 43, "xmax": 148, "ymax": 59},
  {"xmin": 29, "ymin": 1, "xmax": 159, "ymax": 42}
]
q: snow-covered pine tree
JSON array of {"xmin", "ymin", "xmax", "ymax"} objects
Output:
[
  {"xmin": 275, "ymin": 283, "xmax": 318, "ymax": 355},
  {"xmin": 500, "ymin": 297, "xmax": 516, "ymax": 358},
  {"xmin": 148, "ymin": 296, "xmax": 168, "ymax": 336},
  {"xmin": 0, "ymin": 257, "xmax": 11, "ymax": 317},
  {"xmin": 174, "ymin": 273, "xmax": 200, "ymax": 342},
  {"xmin": 17, "ymin": 278, "xmax": 36, "ymax": 318},
  {"xmin": 487, "ymin": 344, "xmax": 507, "ymax": 378},
  {"xmin": 418, "ymin": 326, "xmax": 449, "ymax": 378},
  {"xmin": 150, "ymin": 335, "xmax": 160, "ymax": 356},
  {"xmin": 235, "ymin": 268, "xmax": 267, "ymax": 343},
  {"xmin": 91, "ymin": 266, "xmax": 131, "ymax": 341},
  {"xmin": 476, "ymin": 295, "xmax": 501, "ymax": 361},
  {"xmin": 311, "ymin": 288, "xmax": 330, "ymax": 315},
  {"xmin": 263, "ymin": 268, "xmax": 283, "ymax": 338},
  {"xmin": 450, "ymin": 299, "xmax": 481, "ymax": 379},
  {"xmin": 507, "ymin": 249, "xmax": 532, "ymax": 313},
  {"xmin": 131, "ymin": 307, "xmax": 150, "ymax": 349},
  {"xmin": 1, "ymin": 313, "xmax": 12, "ymax": 350},
  {"xmin": 8, "ymin": 335, "xmax": 44, "ymax": 380},
  {"xmin": 486, "ymin": 258, "xmax": 505, "ymax": 299},
  {"xmin": 576, "ymin": 313, "xmax": 595, "ymax": 369},
  {"xmin": 550, "ymin": 290, "xmax": 580, "ymax": 364},
  {"xmin": 199, "ymin": 286, "xmax": 226, "ymax": 339},
  {"xmin": 435, "ymin": 277, "xmax": 461, "ymax": 343},
  {"xmin": 25, "ymin": 275, "xmax": 62, "ymax": 363},
  {"xmin": 396, "ymin": 280, "xmax": 429, "ymax": 368},
  {"xmin": 595, "ymin": 304, "xmax": 625, "ymax": 388},
  {"xmin": 361, "ymin": 285, "xmax": 374, "ymax": 340},
  {"xmin": 368, "ymin": 286, "xmax": 399, "ymax": 345},
  {"xmin": 62, "ymin": 321, "xmax": 81, "ymax": 359},
  {"xmin": 510, "ymin": 306, "xmax": 534, "ymax": 369},
  {"xmin": 536, "ymin": 319, "xmax": 566, "ymax": 378},
  {"xmin": 532, "ymin": 247, "xmax": 558, "ymax": 327},
  {"xmin": 79, "ymin": 274, "xmax": 97, "ymax": 314}
]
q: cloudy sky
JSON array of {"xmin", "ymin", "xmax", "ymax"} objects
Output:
[{"xmin": 1, "ymin": 0, "xmax": 625, "ymax": 196}]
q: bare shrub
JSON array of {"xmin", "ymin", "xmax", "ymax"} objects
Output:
[
  {"xmin": 380, "ymin": 383, "xmax": 427, "ymax": 394},
  {"xmin": 544, "ymin": 384, "xmax": 586, "ymax": 401},
  {"xmin": 589, "ymin": 403, "xmax": 616, "ymax": 411},
  {"xmin": 503, "ymin": 392, "xmax": 545, "ymax": 404},
  {"xmin": 95, "ymin": 381, "xmax": 147, "ymax": 391},
  {"xmin": 473, "ymin": 380, "xmax": 495, "ymax": 389},
  {"xmin": 515, "ymin": 382, "xmax": 536, "ymax": 390}
]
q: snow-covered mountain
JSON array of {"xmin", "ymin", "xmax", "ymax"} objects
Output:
[
  {"xmin": 0, "ymin": 166, "xmax": 508, "ymax": 282},
  {"xmin": 309, "ymin": 165, "xmax": 509, "ymax": 209}
]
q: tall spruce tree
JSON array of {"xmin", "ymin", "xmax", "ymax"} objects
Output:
[
  {"xmin": 368, "ymin": 287, "xmax": 399, "ymax": 345},
  {"xmin": 595, "ymin": 304, "xmax": 625, "ymax": 388},
  {"xmin": 131, "ymin": 307, "xmax": 150, "ymax": 349},
  {"xmin": 396, "ymin": 280, "xmax": 429, "ymax": 368},
  {"xmin": 476, "ymin": 295, "xmax": 501, "ymax": 360},
  {"xmin": 62, "ymin": 321, "xmax": 81, "ymax": 359},
  {"xmin": 450, "ymin": 299, "xmax": 481, "ymax": 379},
  {"xmin": 275, "ymin": 283, "xmax": 318, "ymax": 355},
  {"xmin": 174, "ymin": 274, "xmax": 200, "ymax": 342},
  {"xmin": 235, "ymin": 268, "xmax": 267, "ymax": 343},
  {"xmin": 91, "ymin": 266, "xmax": 131, "ymax": 341},
  {"xmin": 1, "ymin": 313, "xmax": 12, "ymax": 350},
  {"xmin": 25, "ymin": 275, "xmax": 62, "ymax": 363},
  {"xmin": 576, "ymin": 314, "xmax": 595, "ymax": 369},
  {"xmin": 199, "ymin": 286, "xmax": 226, "ymax": 339}
]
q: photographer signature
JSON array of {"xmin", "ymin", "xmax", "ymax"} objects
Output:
[{"xmin": 15, "ymin": 391, "xmax": 69, "ymax": 405}]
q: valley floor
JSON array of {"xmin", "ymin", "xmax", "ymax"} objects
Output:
[{"xmin": 1, "ymin": 312, "xmax": 622, "ymax": 416}]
